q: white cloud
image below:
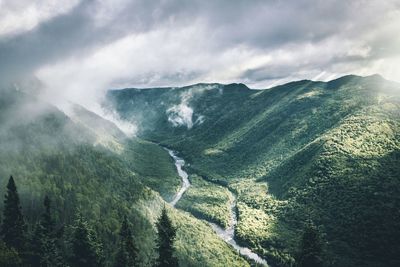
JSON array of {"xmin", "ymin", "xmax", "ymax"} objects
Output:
[
  {"xmin": 167, "ymin": 102, "xmax": 194, "ymax": 129},
  {"xmin": 1, "ymin": 0, "xmax": 399, "ymax": 109},
  {"xmin": 0, "ymin": 0, "xmax": 79, "ymax": 36},
  {"xmin": 166, "ymin": 85, "xmax": 216, "ymax": 129}
]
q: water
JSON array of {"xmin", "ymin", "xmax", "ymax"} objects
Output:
[
  {"xmin": 209, "ymin": 193, "xmax": 269, "ymax": 266},
  {"xmin": 165, "ymin": 148, "xmax": 269, "ymax": 266},
  {"xmin": 165, "ymin": 148, "xmax": 191, "ymax": 206}
]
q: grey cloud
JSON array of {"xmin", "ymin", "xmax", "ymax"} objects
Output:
[
  {"xmin": 0, "ymin": 0, "xmax": 195, "ymax": 86},
  {"xmin": 1, "ymin": 0, "xmax": 399, "ymax": 92},
  {"xmin": 109, "ymin": 70, "xmax": 203, "ymax": 89},
  {"xmin": 240, "ymin": 67, "xmax": 291, "ymax": 82},
  {"xmin": 0, "ymin": 1, "xmax": 94, "ymax": 84}
]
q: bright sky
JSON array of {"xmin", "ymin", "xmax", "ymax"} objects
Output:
[{"xmin": 1, "ymin": 0, "xmax": 400, "ymax": 107}]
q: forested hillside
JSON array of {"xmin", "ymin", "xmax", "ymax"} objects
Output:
[
  {"xmin": 1, "ymin": 74, "xmax": 398, "ymax": 266},
  {"xmin": 106, "ymin": 74, "xmax": 400, "ymax": 267},
  {"xmin": 0, "ymin": 88, "xmax": 249, "ymax": 266}
]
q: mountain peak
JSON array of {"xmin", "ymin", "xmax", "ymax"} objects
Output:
[{"xmin": 222, "ymin": 83, "xmax": 250, "ymax": 91}]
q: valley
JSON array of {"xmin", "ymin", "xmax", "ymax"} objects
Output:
[
  {"xmin": 2, "ymin": 2, "xmax": 399, "ymax": 266},
  {"xmin": 0, "ymin": 74, "xmax": 399, "ymax": 266},
  {"xmin": 106, "ymin": 74, "xmax": 400, "ymax": 267},
  {"xmin": 0, "ymin": 88, "xmax": 250, "ymax": 266},
  {"xmin": 166, "ymin": 148, "xmax": 269, "ymax": 266}
]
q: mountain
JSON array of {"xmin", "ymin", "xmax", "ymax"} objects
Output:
[
  {"xmin": 105, "ymin": 74, "xmax": 400, "ymax": 267},
  {"xmin": 0, "ymin": 88, "xmax": 250, "ymax": 266}
]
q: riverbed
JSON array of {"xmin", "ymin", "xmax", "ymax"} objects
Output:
[{"xmin": 165, "ymin": 148, "xmax": 269, "ymax": 266}]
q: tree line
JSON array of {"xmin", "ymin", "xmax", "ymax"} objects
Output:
[
  {"xmin": 0, "ymin": 175, "xmax": 325, "ymax": 267},
  {"xmin": 0, "ymin": 176, "xmax": 179, "ymax": 267}
]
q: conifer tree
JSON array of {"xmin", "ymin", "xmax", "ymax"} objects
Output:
[
  {"xmin": 298, "ymin": 221, "xmax": 323, "ymax": 267},
  {"xmin": 155, "ymin": 206, "xmax": 178, "ymax": 267},
  {"xmin": 31, "ymin": 196, "xmax": 64, "ymax": 267},
  {"xmin": 41, "ymin": 196, "xmax": 55, "ymax": 233},
  {"xmin": 114, "ymin": 216, "xmax": 139, "ymax": 267},
  {"xmin": 1, "ymin": 176, "xmax": 26, "ymax": 253},
  {"xmin": 69, "ymin": 213, "xmax": 103, "ymax": 267}
]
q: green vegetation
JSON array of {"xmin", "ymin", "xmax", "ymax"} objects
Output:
[
  {"xmin": 297, "ymin": 221, "xmax": 324, "ymax": 267},
  {"xmin": 168, "ymin": 206, "xmax": 249, "ymax": 267},
  {"xmin": 155, "ymin": 206, "xmax": 178, "ymax": 267},
  {"xmin": 0, "ymin": 88, "xmax": 250, "ymax": 266},
  {"xmin": 233, "ymin": 180, "xmax": 274, "ymax": 246},
  {"xmin": 1, "ymin": 74, "xmax": 398, "ymax": 266},
  {"xmin": 0, "ymin": 240, "xmax": 21, "ymax": 266},
  {"xmin": 1, "ymin": 176, "xmax": 26, "ymax": 264},
  {"xmin": 114, "ymin": 216, "xmax": 139, "ymax": 267},
  {"xmin": 133, "ymin": 196, "xmax": 250, "ymax": 267},
  {"xmin": 0, "ymin": 178, "xmax": 248, "ymax": 267},
  {"xmin": 232, "ymin": 180, "xmax": 296, "ymax": 267},
  {"xmin": 176, "ymin": 175, "xmax": 232, "ymax": 228},
  {"xmin": 30, "ymin": 196, "xmax": 64, "ymax": 266},
  {"xmin": 122, "ymin": 139, "xmax": 181, "ymax": 202},
  {"xmin": 69, "ymin": 213, "xmax": 104, "ymax": 267},
  {"xmin": 107, "ymin": 74, "xmax": 400, "ymax": 267}
]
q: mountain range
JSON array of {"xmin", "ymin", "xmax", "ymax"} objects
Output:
[
  {"xmin": 0, "ymin": 74, "xmax": 399, "ymax": 266},
  {"xmin": 105, "ymin": 74, "xmax": 400, "ymax": 267}
]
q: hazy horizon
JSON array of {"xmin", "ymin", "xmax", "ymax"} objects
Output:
[{"xmin": 1, "ymin": 0, "xmax": 400, "ymax": 109}]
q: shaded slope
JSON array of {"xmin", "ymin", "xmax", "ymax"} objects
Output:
[
  {"xmin": 0, "ymin": 88, "xmax": 250, "ymax": 266},
  {"xmin": 262, "ymin": 108, "xmax": 400, "ymax": 266},
  {"xmin": 106, "ymin": 74, "xmax": 400, "ymax": 266},
  {"xmin": 106, "ymin": 75, "xmax": 399, "ymax": 182}
]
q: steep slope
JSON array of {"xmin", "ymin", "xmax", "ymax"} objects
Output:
[
  {"xmin": 106, "ymin": 74, "xmax": 400, "ymax": 267},
  {"xmin": 69, "ymin": 104, "xmax": 126, "ymax": 146},
  {"xmin": 0, "ymin": 88, "xmax": 249, "ymax": 266}
]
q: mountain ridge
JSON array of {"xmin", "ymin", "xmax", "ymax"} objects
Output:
[
  {"xmin": 105, "ymin": 74, "xmax": 400, "ymax": 267},
  {"xmin": 108, "ymin": 73, "xmax": 389, "ymax": 92},
  {"xmin": 0, "ymin": 87, "xmax": 251, "ymax": 266}
]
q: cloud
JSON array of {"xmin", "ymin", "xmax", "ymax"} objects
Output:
[
  {"xmin": 0, "ymin": 1, "xmax": 95, "ymax": 85},
  {"xmin": 0, "ymin": 0, "xmax": 194, "ymax": 85},
  {"xmin": 167, "ymin": 101, "xmax": 194, "ymax": 129},
  {"xmin": 0, "ymin": 0, "xmax": 399, "ymax": 107},
  {"xmin": 166, "ymin": 85, "xmax": 216, "ymax": 128},
  {"xmin": 0, "ymin": 0, "xmax": 80, "ymax": 37}
]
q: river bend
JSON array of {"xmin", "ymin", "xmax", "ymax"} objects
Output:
[{"xmin": 165, "ymin": 148, "xmax": 269, "ymax": 266}]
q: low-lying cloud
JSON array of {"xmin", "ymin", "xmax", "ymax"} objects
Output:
[
  {"xmin": 166, "ymin": 85, "xmax": 217, "ymax": 129},
  {"xmin": 167, "ymin": 101, "xmax": 195, "ymax": 129}
]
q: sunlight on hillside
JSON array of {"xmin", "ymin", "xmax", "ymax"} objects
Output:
[{"xmin": 325, "ymin": 114, "xmax": 400, "ymax": 157}]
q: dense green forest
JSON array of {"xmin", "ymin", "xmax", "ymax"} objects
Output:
[
  {"xmin": 1, "ymin": 74, "xmax": 399, "ymax": 266},
  {"xmin": 0, "ymin": 174, "xmax": 181, "ymax": 267},
  {"xmin": 106, "ymin": 74, "xmax": 400, "ymax": 267},
  {"xmin": 0, "ymin": 88, "xmax": 249, "ymax": 266}
]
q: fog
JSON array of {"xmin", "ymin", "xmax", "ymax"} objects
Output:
[
  {"xmin": 1, "ymin": 0, "xmax": 400, "ymax": 133},
  {"xmin": 167, "ymin": 84, "xmax": 218, "ymax": 128}
]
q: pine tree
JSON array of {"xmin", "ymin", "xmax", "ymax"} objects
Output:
[
  {"xmin": 298, "ymin": 221, "xmax": 323, "ymax": 267},
  {"xmin": 155, "ymin": 206, "xmax": 178, "ymax": 267},
  {"xmin": 1, "ymin": 176, "xmax": 27, "ymax": 253},
  {"xmin": 114, "ymin": 216, "xmax": 139, "ymax": 267},
  {"xmin": 41, "ymin": 196, "xmax": 55, "ymax": 233},
  {"xmin": 31, "ymin": 196, "xmax": 64, "ymax": 267},
  {"xmin": 69, "ymin": 213, "xmax": 103, "ymax": 267}
]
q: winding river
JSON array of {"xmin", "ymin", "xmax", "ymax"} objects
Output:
[
  {"xmin": 165, "ymin": 149, "xmax": 191, "ymax": 206},
  {"xmin": 165, "ymin": 148, "xmax": 269, "ymax": 266}
]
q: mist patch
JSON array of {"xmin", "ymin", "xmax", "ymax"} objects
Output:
[{"xmin": 166, "ymin": 84, "xmax": 218, "ymax": 129}]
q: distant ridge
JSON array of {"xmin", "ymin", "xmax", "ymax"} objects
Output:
[{"xmin": 105, "ymin": 73, "xmax": 400, "ymax": 267}]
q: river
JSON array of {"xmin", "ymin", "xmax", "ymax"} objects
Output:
[
  {"xmin": 166, "ymin": 149, "xmax": 191, "ymax": 206},
  {"xmin": 165, "ymin": 148, "xmax": 269, "ymax": 266}
]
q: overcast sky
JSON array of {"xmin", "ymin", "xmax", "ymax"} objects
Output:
[{"xmin": 1, "ymin": 0, "xmax": 400, "ymax": 107}]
